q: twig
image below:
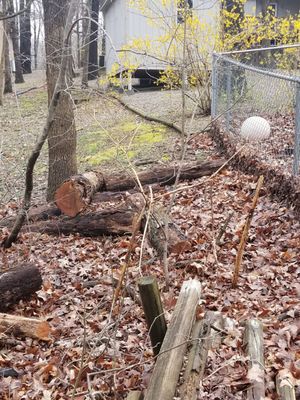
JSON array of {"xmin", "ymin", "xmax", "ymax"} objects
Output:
[
  {"xmin": 232, "ymin": 175, "xmax": 264, "ymax": 287},
  {"xmin": 216, "ymin": 211, "xmax": 234, "ymax": 245}
]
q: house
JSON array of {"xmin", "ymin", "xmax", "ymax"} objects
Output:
[
  {"xmin": 100, "ymin": 0, "xmax": 221, "ymax": 84},
  {"xmin": 100, "ymin": 0, "xmax": 299, "ymax": 84},
  {"xmin": 244, "ymin": 0, "xmax": 299, "ymax": 17}
]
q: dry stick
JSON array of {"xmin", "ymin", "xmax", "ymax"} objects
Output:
[
  {"xmin": 2, "ymin": 0, "xmax": 79, "ymax": 248},
  {"xmin": 232, "ymin": 175, "xmax": 264, "ymax": 288},
  {"xmin": 112, "ymin": 204, "xmax": 146, "ymax": 309},
  {"xmin": 216, "ymin": 211, "xmax": 234, "ymax": 245}
]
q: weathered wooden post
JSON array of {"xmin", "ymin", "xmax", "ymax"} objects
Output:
[
  {"xmin": 144, "ymin": 279, "xmax": 201, "ymax": 400},
  {"xmin": 138, "ymin": 276, "xmax": 167, "ymax": 356}
]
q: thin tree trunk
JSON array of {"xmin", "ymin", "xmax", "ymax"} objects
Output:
[
  {"xmin": 19, "ymin": 0, "xmax": 32, "ymax": 73},
  {"xmin": 0, "ymin": 10, "xmax": 4, "ymax": 105},
  {"xmin": 7, "ymin": 0, "xmax": 24, "ymax": 83},
  {"xmin": 88, "ymin": 0, "xmax": 99, "ymax": 80},
  {"xmin": 42, "ymin": 0, "xmax": 78, "ymax": 201},
  {"xmin": 81, "ymin": 0, "xmax": 90, "ymax": 87},
  {"xmin": 2, "ymin": 0, "xmax": 13, "ymax": 93}
]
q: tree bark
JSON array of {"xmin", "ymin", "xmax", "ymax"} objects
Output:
[
  {"xmin": 81, "ymin": 0, "xmax": 91, "ymax": 87},
  {"xmin": 0, "ymin": 264, "xmax": 42, "ymax": 311},
  {"xmin": 144, "ymin": 279, "xmax": 201, "ymax": 400},
  {"xmin": 55, "ymin": 159, "xmax": 225, "ymax": 216},
  {"xmin": 88, "ymin": 0, "xmax": 99, "ymax": 80},
  {"xmin": 3, "ymin": 0, "xmax": 12, "ymax": 94},
  {"xmin": 42, "ymin": 0, "xmax": 78, "ymax": 201},
  {"xmin": 27, "ymin": 208, "xmax": 140, "ymax": 236},
  {"xmin": 0, "ymin": 313, "xmax": 52, "ymax": 341},
  {"xmin": 7, "ymin": 0, "xmax": 24, "ymax": 83},
  {"xmin": 0, "ymin": 7, "xmax": 4, "ymax": 105},
  {"xmin": 19, "ymin": 0, "xmax": 32, "ymax": 74}
]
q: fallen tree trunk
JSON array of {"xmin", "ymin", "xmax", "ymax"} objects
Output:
[
  {"xmin": 0, "ymin": 313, "xmax": 52, "ymax": 341},
  {"xmin": 27, "ymin": 208, "xmax": 139, "ymax": 236},
  {"xmin": 144, "ymin": 279, "xmax": 201, "ymax": 400},
  {"xmin": 55, "ymin": 159, "xmax": 225, "ymax": 217},
  {"xmin": 0, "ymin": 265, "xmax": 42, "ymax": 312}
]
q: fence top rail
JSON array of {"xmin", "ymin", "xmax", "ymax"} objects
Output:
[
  {"xmin": 218, "ymin": 43, "xmax": 300, "ymax": 56},
  {"xmin": 214, "ymin": 54, "xmax": 300, "ymax": 84}
]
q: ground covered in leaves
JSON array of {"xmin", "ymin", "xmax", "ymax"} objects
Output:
[{"xmin": 0, "ymin": 73, "xmax": 299, "ymax": 399}]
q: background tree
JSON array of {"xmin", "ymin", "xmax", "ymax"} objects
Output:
[
  {"xmin": 2, "ymin": 0, "xmax": 13, "ymax": 93},
  {"xmin": 42, "ymin": 0, "xmax": 77, "ymax": 200},
  {"xmin": 19, "ymin": 0, "xmax": 32, "ymax": 73},
  {"xmin": 81, "ymin": 0, "xmax": 91, "ymax": 87},
  {"xmin": 7, "ymin": 0, "xmax": 24, "ymax": 83},
  {"xmin": 88, "ymin": 0, "xmax": 99, "ymax": 80}
]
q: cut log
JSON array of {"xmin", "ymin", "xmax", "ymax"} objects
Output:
[
  {"xmin": 244, "ymin": 319, "xmax": 265, "ymax": 400},
  {"xmin": 55, "ymin": 159, "xmax": 225, "ymax": 217},
  {"xmin": 276, "ymin": 369, "xmax": 296, "ymax": 400},
  {"xmin": 0, "ymin": 265, "xmax": 42, "ymax": 312},
  {"xmin": 55, "ymin": 171, "xmax": 105, "ymax": 217},
  {"xmin": 0, "ymin": 313, "xmax": 52, "ymax": 341},
  {"xmin": 144, "ymin": 279, "xmax": 201, "ymax": 400}
]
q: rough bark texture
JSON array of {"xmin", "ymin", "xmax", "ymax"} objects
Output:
[
  {"xmin": 55, "ymin": 159, "xmax": 225, "ymax": 216},
  {"xmin": 27, "ymin": 208, "xmax": 139, "ymax": 236},
  {"xmin": 0, "ymin": 313, "xmax": 52, "ymax": 341},
  {"xmin": 43, "ymin": 0, "xmax": 77, "ymax": 201},
  {"xmin": 88, "ymin": 0, "xmax": 99, "ymax": 80},
  {"xmin": 7, "ymin": 0, "xmax": 24, "ymax": 84},
  {"xmin": 81, "ymin": 0, "xmax": 90, "ymax": 87},
  {"xmin": 0, "ymin": 264, "xmax": 42, "ymax": 311},
  {"xmin": 3, "ymin": 0, "xmax": 12, "ymax": 94},
  {"xmin": 0, "ymin": 12, "xmax": 4, "ymax": 105},
  {"xmin": 19, "ymin": 0, "xmax": 32, "ymax": 74}
]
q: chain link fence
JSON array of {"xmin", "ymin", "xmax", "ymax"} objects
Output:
[{"xmin": 211, "ymin": 44, "xmax": 300, "ymax": 177}]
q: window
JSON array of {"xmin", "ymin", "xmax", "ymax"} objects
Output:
[
  {"xmin": 268, "ymin": 2, "xmax": 277, "ymax": 17},
  {"xmin": 177, "ymin": 0, "xmax": 193, "ymax": 24}
]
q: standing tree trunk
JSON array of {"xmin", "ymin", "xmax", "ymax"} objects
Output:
[
  {"xmin": 42, "ymin": 0, "xmax": 78, "ymax": 201},
  {"xmin": 19, "ymin": 0, "xmax": 32, "ymax": 74},
  {"xmin": 88, "ymin": 0, "xmax": 99, "ymax": 80},
  {"xmin": 0, "ymin": 5, "xmax": 4, "ymax": 105},
  {"xmin": 81, "ymin": 0, "xmax": 90, "ymax": 87},
  {"xmin": 2, "ymin": 0, "xmax": 13, "ymax": 93},
  {"xmin": 7, "ymin": 0, "xmax": 24, "ymax": 83}
]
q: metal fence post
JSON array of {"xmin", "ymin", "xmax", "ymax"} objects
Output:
[
  {"xmin": 211, "ymin": 53, "xmax": 218, "ymax": 118},
  {"xmin": 226, "ymin": 64, "xmax": 232, "ymax": 132},
  {"xmin": 293, "ymin": 83, "xmax": 300, "ymax": 175}
]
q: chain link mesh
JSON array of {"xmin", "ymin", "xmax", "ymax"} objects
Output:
[{"xmin": 212, "ymin": 44, "xmax": 300, "ymax": 177}]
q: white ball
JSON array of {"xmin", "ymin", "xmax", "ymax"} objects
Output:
[{"xmin": 240, "ymin": 116, "xmax": 271, "ymax": 141}]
